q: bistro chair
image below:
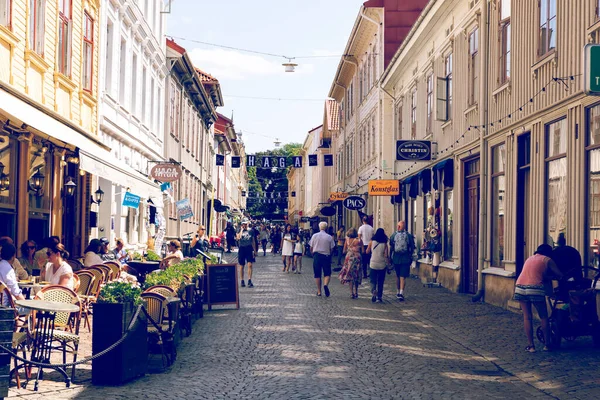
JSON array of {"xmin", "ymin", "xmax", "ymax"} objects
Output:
[
  {"xmin": 34, "ymin": 286, "xmax": 82, "ymax": 381},
  {"xmin": 144, "ymin": 285, "xmax": 177, "ymax": 320},
  {"xmin": 103, "ymin": 261, "xmax": 121, "ymax": 280},
  {"xmin": 140, "ymin": 292, "xmax": 175, "ymax": 368},
  {"xmin": 71, "ymin": 274, "xmax": 81, "ymax": 293},
  {"xmin": 74, "ymin": 270, "xmax": 95, "ymax": 332},
  {"xmin": 66, "ymin": 259, "xmax": 84, "ymax": 273},
  {"xmin": 0, "ymin": 284, "xmax": 29, "ymax": 388},
  {"xmin": 89, "ymin": 264, "xmax": 112, "ymax": 283}
]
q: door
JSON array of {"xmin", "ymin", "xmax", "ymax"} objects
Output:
[
  {"xmin": 516, "ymin": 133, "xmax": 531, "ymax": 276},
  {"xmin": 463, "ymin": 158, "xmax": 480, "ymax": 294}
]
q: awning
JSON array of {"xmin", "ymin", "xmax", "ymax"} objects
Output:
[
  {"xmin": 432, "ymin": 158, "xmax": 454, "ymax": 189},
  {"xmin": 418, "ymin": 169, "xmax": 432, "ymax": 195},
  {"xmin": 80, "ymin": 151, "xmax": 162, "ymax": 200},
  {"xmin": 402, "ymin": 176, "xmax": 418, "ymax": 200}
]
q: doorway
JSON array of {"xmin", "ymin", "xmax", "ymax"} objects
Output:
[
  {"xmin": 463, "ymin": 158, "xmax": 480, "ymax": 294},
  {"xmin": 516, "ymin": 133, "xmax": 531, "ymax": 276}
]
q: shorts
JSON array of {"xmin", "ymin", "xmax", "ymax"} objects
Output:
[
  {"xmin": 394, "ymin": 263, "xmax": 410, "ymax": 278},
  {"xmin": 238, "ymin": 246, "xmax": 255, "ymax": 265},
  {"xmin": 514, "ymin": 284, "xmax": 548, "ymax": 318},
  {"xmin": 294, "ymin": 252, "xmax": 302, "ymax": 257},
  {"xmin": 313, "ymin": 253, "xmax": 332, "ymax": 278}
]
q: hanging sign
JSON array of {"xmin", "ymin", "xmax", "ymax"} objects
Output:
[
  {"xmin": 320, "ymin": 206, "xmax": 336, "ymax": 217},
  {"xmin": 343, "ymin": 196, "xmax": 366, "ymax": 210},
  {"xmin": 368, "ymin": 180, "xmax": 400, "ymax": 196},
  {"xmin": 160, "ymin": 182, "xmax": 171, "ymax": 192},
  {"xmin": 176, "ymin": 198, "xmax": 194, "ymax": 220},
  {"xmin": 396, "ymin": 140, "xmax": 432, "ymax": 161},
  {"xmin": 150, "ymin": 163, "xmax": 182, "ymax": 182},
  {"xmin": 216, "ymin": 154, "xmax": 225, "ymax": 166},
  {"xmin": 122, "ymin": 192, "xmax": 141, "ymax": 209},
  {"xmin": 292, "ymin": 156, "xmax": 302, "ymax": 168},
  {"xmin": 585, "ymin": 44, "xmax": 600, "ymax": 95},
  {"xmin": 246, "ymin": 155, "xmax": 256, "ymax": 167},
  {"xmin": 308, "ymin": 155, "xmax": 318, "ymax": 166},
  {"xmin": 324, "ymin": 154, "xmax": 333, "ymax": 166},
  {"xmin": 231, "ymin": 156, "xmax": 241, "ymax": 168},
  {"xmin": 330, "ymin": 192, "xmax": 349, "ymax": 202}
]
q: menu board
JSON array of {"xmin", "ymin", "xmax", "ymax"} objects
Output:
[{"xmin": 206, "ymin": 264, "xmax": 239, "ymax": 310}]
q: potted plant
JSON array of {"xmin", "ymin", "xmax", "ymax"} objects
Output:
[{"xmin": 92, "ymin": 282, "xmax": 147, "ymax": 385}]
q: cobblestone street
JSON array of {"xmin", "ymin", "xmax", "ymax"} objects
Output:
[{"xmin": 9, "ymin": 253, "xmax": 600, "ymax": 399}]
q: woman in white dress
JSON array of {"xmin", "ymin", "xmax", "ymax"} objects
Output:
[
  {"xmin": 280, "ymin": 224, "xmax": 295, "ymax": 273},
  {"xmin": 41, "ymin": 243, "xmax": 75, "ymax": 290},
  {"xmin": 83, "ymin": 239, "xmax": 104, "ymax": 267},
  {"xmin": 293, "ymin": 234, "xmax": 304, "ymax": 274}
]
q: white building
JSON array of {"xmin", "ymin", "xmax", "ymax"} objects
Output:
[{"xmin": 92, "ymin": 0, "xmax": 168, "ymax": 249}]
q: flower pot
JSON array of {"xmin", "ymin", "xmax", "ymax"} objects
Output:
[{"xmin": 92, "ymin": 302, "xmax": 147, "ymax": 385}]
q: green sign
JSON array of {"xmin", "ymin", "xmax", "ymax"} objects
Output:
[{"xmin": 584, "ymin": 45, "xmax": 600, "ymax": 95}]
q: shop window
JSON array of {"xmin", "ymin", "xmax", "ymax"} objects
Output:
[
  {"xmin": 411, "ymin": 198, "xmax": 418, "ymax": 235},
  {"xmin": 587, "ymin": 104, "xmax": 600, "ymax": 267},
  {"xmin": 491, "ymin": 144, "xmax": 506, "ymax": 267},
  {"xmin": 444, "ymin": 189, "xmax": 454, "ymax": 260},
  {"xmin": 499, "ymin": 0, "xmax": 511, "ymax": 84},
  {"xmin": 0, "ymin": 135, "xmax": 16, "ymax": 238},
  {"xmin": 539, "ymin": 0, "xmax": 556, "ymax": 57},
  {"xmin": 545, "ymin": 118, "xmax": 567, "ymax": 247},
  {"xmin": 58, "ymin": 0, "xmax": 72, "ymax": 76}
]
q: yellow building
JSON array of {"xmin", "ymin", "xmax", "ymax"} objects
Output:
[{"xmin": 0, "ymin": 0, "xmax": 104, "ymax": 256}]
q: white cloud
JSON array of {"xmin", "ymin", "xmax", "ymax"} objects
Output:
[{"xmin": 187, "ymin": 48, "xmax": 314, "ymax": 80}]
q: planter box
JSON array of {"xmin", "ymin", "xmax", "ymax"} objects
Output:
[
  {"xmin": 0, "ymin": 307, "xmax": 15, "ymax": 398},
  {"xmin": 92, "ymin": 302, "xmax": 147, "ymax": 385}
]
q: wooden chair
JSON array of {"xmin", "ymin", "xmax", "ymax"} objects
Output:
[
  {"xmin": 74, "ymin": 270, "xmax": 95, "ymax": 332},
  {"xmin": 34, "ymin": 286, "xmax": 81, "ymax": 380},
  {"xmin": 140, "ymin": 292, "xmax": 175, "ymax": 368},
  {"xmin": 144, "ymin": 285, "xmax": 177, "ymax": 320},
  {"xmin": 0, "ymin": 284, "xmax": 29, "ymax": 388},
  {"xmin": 71, "ymin": 274, "xmax": 81, "ymax": 293},
  {"xmin": 89, "ymin": 264, "xmax": 111, "ymax": 283},
  {"xmin": 103, "ymin": 261, "xmax": 121, "ymax": 280},
  {"xmin": 66, "ymin": 259, "xmax": 83, "ymax": 272}
]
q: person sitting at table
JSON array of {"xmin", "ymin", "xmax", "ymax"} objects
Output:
[
  {"xmin": 0, "ymin": 237, "xmax": 29, "ymax": 281},
  {"xmin": 19, "ymin": 240, "xmax": 38, "ymax": 276},
  {"xmin": 41, "ymin": 243, "xmax": 74, "ymax": 290},
  {"xmin": 113, "ymin": 238, "xmax": 130, "ymax": 264},
  {"xmin": 34, "ymin": 236, "xmax": 60, "ymax": 270},
  {"xmin": 99, "ymin": 237, "xmax": 118, "ymax": 262},
  {"xmin": 83, "ymin": 239, "xmax": 104, "ymax": 267},
  {"xmin": 160, "ymin": 240, "xmax": 184, "ymax": 270},
  {"xmin": 0, "ymin": 243, "xmax": 29, "ymax": 320}
]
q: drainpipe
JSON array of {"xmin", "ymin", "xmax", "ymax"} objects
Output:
[{"xmin": 473, "ymin": 1, "xmax": 490, "ymax": 302}]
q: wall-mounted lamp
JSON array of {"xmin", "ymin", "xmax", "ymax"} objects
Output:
[
  {"xmin": 0, "ymin": 161, "xmax": 4, "ymax": 177},
  {"xmin": 66, "ymin": 156, "xmax": 79, "ymax": 164},
  {"xmin": 64, "ymin": 177, "xmax": 76, "ymax": 198},
  {"xmin": 0, "ymin": 171, "xmax": 9, "ymax": 192},
  {"xmin": 91, "ymin": 187, "xmax": 104, "ymax": 205},
  {"xmin": 28, "ymin": 168, "xmax": 45, "ymax": 195}
]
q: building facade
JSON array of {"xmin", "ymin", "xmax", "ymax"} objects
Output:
[
  {"xmin": 380, "ymin": 0, "xmax": 600, "ymax": 308},
  {"xmin": 0, "ymin": 0, "xmax": 104, "ymax": 256}
]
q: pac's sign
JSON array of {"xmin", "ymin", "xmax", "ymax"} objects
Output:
[
  {"xmin": 584, "ymin": 45, "xmax": 600, "ymax": 95},
  {"xmin": 150, "ymin": 163, "xmax": 182, "ymax": 182},
  {"xmin": 343, "ymin": 196, "xmax": 366, "ymax": 210},
  {"xmin": 396, "ymin": 140, "xmax": 432, "ymax": 161},
  {"xmin": 368, "ymin": 180, "xmax": 400, "ymax": 196}
]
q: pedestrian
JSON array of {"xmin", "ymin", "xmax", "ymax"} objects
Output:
[
  {"xmin": 358, "ymin": 216, "xmax": 374, "ymax": 279},
  {"xmin": 281, "ymin": 224, "xmax": 295, "ymax": 272},
  {"xmin": 271, "ymin": 226, "xmax": 281, "ymax": 255},
  {"xmin": 389, "ymin": 221, "xmax": 416, "ymax": 301},
  {"xmin": 309, "ymin": 221, "xmax": 335, "ymax": 297},
  {"xmin": 293, "ymin": 233, "xmax": 304, "ymax": 274},
  {"xmin": 225, "ymin": 222, "xmax": 236, "ymax": 253},
  {"xmin": 366, "ymin": 228, "xmax": 389, "ymax": 303},
  {"xmin": 514, "ymin": 244, "xmax": 562, "ymax": 352},
  {"xmin": 336, "ymin": 225, "xmax": 346, "ymax": 268},
  {"xmin": 236, "ymin": 219, "xmax": 256, "ymax": 288},
  {"xmin": 339, "ymin": 227, "xmax": 362, "ymax": 299},
  {"xmin": 259, "ymin": 225, "xmax": 269, "ymax": 256}
]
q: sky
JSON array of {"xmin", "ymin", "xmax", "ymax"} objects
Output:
[{"xmin": 166, "ymin": 0, "xmax": 366, "ymax": 154}]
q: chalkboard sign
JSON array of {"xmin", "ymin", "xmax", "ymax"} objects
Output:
[{"xmin": 206, "ymin": 264, "xmax": 239, "ymax": 310}]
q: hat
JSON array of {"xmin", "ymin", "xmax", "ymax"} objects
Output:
[
  {"xmin": 241, "ymin": 219, "xmax": 249, "ymax": 224},
  {"xmin": 99, "ymin": 237, "xmax": 110, "ymax": 245}
]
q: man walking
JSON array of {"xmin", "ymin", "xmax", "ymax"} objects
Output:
[
  {"xmin": 389, "ymin": 221, "xmax": 415, "ymax": 301},
  {"xmin": 309, "ymin": 222, "xmax": 336, "ymax": 297},
  {"xmin": 358, "ymin": 216, "xmax": 374, "ymax": 279},
  {"xmin": 236, "ymin": 219, "xmax": 257, "ymax": 288},
  {"xmin": 225, "ymin": 223, "xmax": 236, "ymax": 253}
]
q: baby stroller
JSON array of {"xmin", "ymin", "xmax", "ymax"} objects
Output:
[{"xmin": 537, "ymin": 266, "xmax": 600, "ymax": 348}]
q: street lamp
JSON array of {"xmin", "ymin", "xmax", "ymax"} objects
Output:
[
  {"xmin": 0, "ymin": 173, "xmax": 9, "ymax": 192},
  {"xmin": 64, "ymin": 178, "xmax": 76, "ymax": 198},
  {"xmin": 29, "ymin": 168, "xmax": 45, "ymax": 194},
  {"xmin": 91, "ymin": 186, "xmax": 104, "ymax": 205}
]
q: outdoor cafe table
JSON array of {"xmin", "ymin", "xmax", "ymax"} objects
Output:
[
  {"xmin": 18, "ymin": 282, "xmax": 51, "ymax": 299},
  {"xmin": 127, "ymin": 261, "xmax": 161, "ymax": 284},
  {"xmin": 14, "ymin": 299, "xmax": 79, "ymax": 391}
]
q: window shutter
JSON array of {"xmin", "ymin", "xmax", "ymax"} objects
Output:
[
  {"xmin": 37, "ymin": 1, "xmax": 45, "ymax": 55},
  {"xmin": 436, "ymin": 77, "xmax": 448, "ymax": 121}
]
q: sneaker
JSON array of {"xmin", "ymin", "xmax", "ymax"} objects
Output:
[
  {"xmin": 324, "ymin": 285, "xmax": 330, "ymax": 297},
  {"xmin": 376, "ymin": 298, "xmax": 383, "ymax": 303},
  {"xmin": 398, "ymin": 294, "xmax": 405, "ymax": 301},
  {"xmin": 371, "ymin": 295, "xmax": 377, "ymax": 303},
  {"xmin": 241, "ymin": 280, "xmax": 245, "ymax": 287},
  {"xmin": 525, "ymin": 346, "xmax": 536, "ymax": 353},
  {"xmin": 248, "ymin": 280, "xmax": 254, "ymax": 288},
  {"xmin": 396, "ymin": 293, "xmax": 402, "ymax": 299}
]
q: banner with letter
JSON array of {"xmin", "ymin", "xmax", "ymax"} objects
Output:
[
  {"xmin": 368, "ymin": 180, "xmax": 400, "ymax": 196},
  {"xmin": 122, "ymin": 192, "xmax": 141, "ymax": 209}
]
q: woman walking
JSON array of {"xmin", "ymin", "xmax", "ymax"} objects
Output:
[
  {"xmin": 514, "ymin": 244, "xmax": 562, "ymax": 352},
  {"xmin": 366, "ymin": 228, "xmax": 389, "ymax": 303},
  {"xmin": 259, "ymin": 225, "xmax": 269, "ymax": 256},
  {"xmin": 293, "ymin": 233, "xmax": 304, "ymax": 274},
  {"xmin": 338, "ymin": 228, "xmax": 362, "ymax": 298},
  {"xmin": 281, "ymin": 224, "xmax": 295, "ymax": 272}
]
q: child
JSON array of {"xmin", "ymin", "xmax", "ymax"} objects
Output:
[{"xmin": 293, "ymin": 234, "xmax": 304, "ymax": 274}]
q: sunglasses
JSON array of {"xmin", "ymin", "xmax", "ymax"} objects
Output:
[
  {"xmin": 28, "ymin": 246, "xmax": 36, "ymax": 250},
  {"xmin": 46, "ymin": 251, "xmax": 53, "ymax": 257}
]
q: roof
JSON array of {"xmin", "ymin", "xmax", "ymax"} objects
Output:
[
  {"xmin": 166, "ymin": 38, "xmax": 186, "ymax": 54},
  {"xmin": 195, "ymin": 68, "xmax": 218, "ymax": 83},
  {"xmin": 325, "ymin": 100, "xmax": 340, "ymax": 131}
]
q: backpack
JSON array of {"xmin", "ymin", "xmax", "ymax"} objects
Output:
[{"xmin": 394, "ymin": 231, "xmax": 410, "ymax": 254}]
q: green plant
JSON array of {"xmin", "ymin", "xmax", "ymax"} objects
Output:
[
  {"xmin": 98, "ymin": 281, "xmax": 143, "ymax": 306},
  {"xmin": 132, "ymin": 252, "xmax": 142, "ymax": 260},
  {"xmin": 143, "ymin": 258, "xmax": 204, "ymax": 292},
  {"xmin": 145, "ymin": 250, "xmax": 161, "ymax": 261},
  {"xmin": 206, "ymin": 254, "xmax": 219, "ymax": 265}
]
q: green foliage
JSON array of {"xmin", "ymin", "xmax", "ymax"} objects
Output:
[
  {"xmin": 98, "ymin": 281, "xmax": 143, "ymax": 306},
  {"xmin": 132, "ymin": 252, "xmax": 143, "ymax": 260},
  {"xmin": 143, "ymin": 257, "xmax": 204, "ymax": 292},
  {"xmin": 145, "ymin": 250, "xmax": 161, "ymax": 261}
]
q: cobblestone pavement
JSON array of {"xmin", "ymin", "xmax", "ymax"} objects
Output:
[{"xmin": 8, "ymin": 252, "xmax": 600, "ymax": 399}]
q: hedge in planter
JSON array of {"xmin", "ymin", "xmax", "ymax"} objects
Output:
[{"xmin": 92, "ymin": 282, "xmax": 147, "ymax": 385}]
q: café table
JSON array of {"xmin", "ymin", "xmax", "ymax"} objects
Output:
[
  {"xmin": 18, "ymin": 282, "xmax": 51, "ymax": 299},
  {"xmin": 127, "ymin": 261, "xmax": 161, "ymax": 284},
  {"xmin": 15, "ymin": 299, "xmax": 79, "ymax": 391}
]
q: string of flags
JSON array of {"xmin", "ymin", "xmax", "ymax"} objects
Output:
[{"xmin": 216, "ymin": 154, "xmax": 334, "ymax": 168}]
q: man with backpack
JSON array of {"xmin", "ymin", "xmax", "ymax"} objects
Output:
[{"xmin": 389, "ymin": 220, "xmax": 415, "ymax": 301}]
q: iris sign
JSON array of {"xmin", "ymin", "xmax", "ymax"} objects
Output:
[{"xmin": 343, "ymin": 196, "xmax": 366, "ymax": 211}]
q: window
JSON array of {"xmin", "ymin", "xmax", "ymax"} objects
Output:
[
  {"xmin": 444, "ymin": 190, "xmax": 454, "ymax": 260},
  {"xmin": 426, "ymin": 74, "xmax": 433, "ymax": 133},
  {"xmin": 411, "ymin": 198, "xmax": 418, "ymax": 235},
  {"xmin": 545, "ymin": 118, "xmax": 567, "ymax": 247},
  {"xmin": 411, "ymin": 88, "xmax": 417, "ymax": 139},
  {"xmin": 396, "ymin": 103, "xmax": 403, "ymax": 139},
  {"xmin": 587, "ymin": 105, "xmax": 600, "ymax": 267},
  {"xmin": 131, "ymin": 53, "xmax": 138, "ymax": 113},
  {"xmin": 28, "ymin": 0, "xmax": 45, "ymax": 54},
  {"xmin": 359, "ymin": 67, "xmax": 363, "ymax": 101},
  {"xmin": 141, "ymin": 67, "xmax": 147, "ymax": 125},
  {"xmin": 468, "ymin": 28, "xmax": 479, "ymax": 105},
  {"xmin": 58, "ymin": 0, "xmax": 72, "ymax": 76},
  {"xmin": 491, "ymin": 144, "xmax": 506, "ymax": 267},
  {"xmin": 539, "ymin": 0, "xmax": 556, "ymax": 56},
  {"xmin": 0, "ymin": 0, "xmax": 9, "ymax": 28},
  {"xmin": 445, "ymin": 53, "xmax": 453, "ymax": 118},
  {"xmin": 119, "ymin": 40, "xmax": 126, "ymax": 103},
  {"xmin": 82, "ymin": 12, "xmax": 93, "ymax": 91},
  {"xmin": 499, "ymin": 0, "xmax": 511, "ymax": 84},
  {"xmin": 104, "ymin": 21, "xmax": 113, "ymax": 93}
]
